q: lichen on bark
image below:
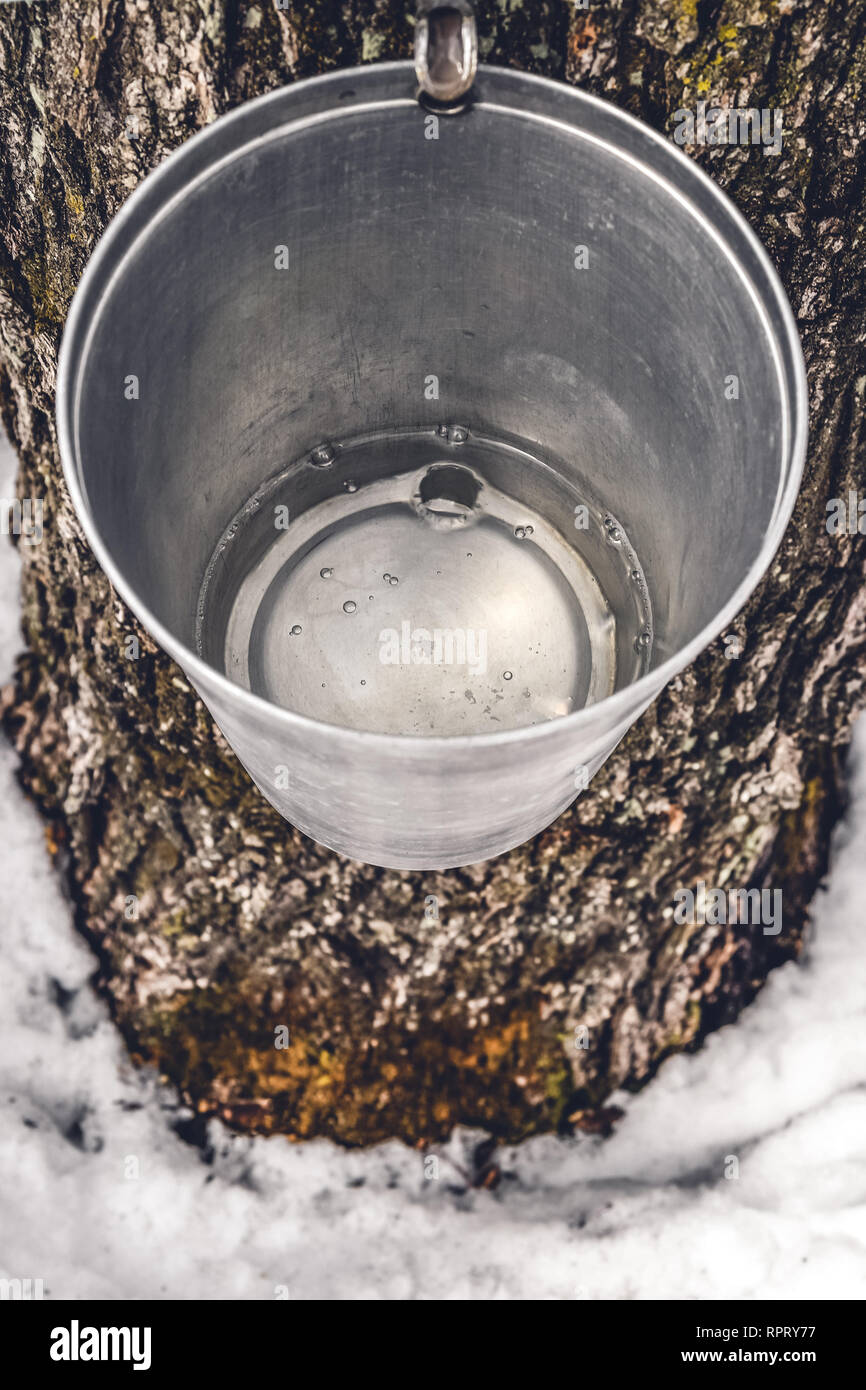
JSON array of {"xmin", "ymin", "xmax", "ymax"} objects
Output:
[{"xmin": 1, "ymin": 0, "xmax": 865, "ymax": 1147}]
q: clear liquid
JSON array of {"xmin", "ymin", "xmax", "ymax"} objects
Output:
[{"xmin": 196, "ymin": 427, "xmax": 652, "ymax": 736}]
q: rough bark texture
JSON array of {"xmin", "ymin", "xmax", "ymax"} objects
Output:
[{"xmin": 0, "ymin": 0, "xmax": 863, "ymax": 1150}]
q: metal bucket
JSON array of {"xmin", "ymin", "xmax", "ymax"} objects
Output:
[{"xmin": 57, "ymin": 61, "xmax": 807, "ymax": 870}]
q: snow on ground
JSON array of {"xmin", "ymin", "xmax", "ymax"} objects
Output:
[{"xmin": 1, "ymin": 433, "xmax": 865, "ymax": 1300}]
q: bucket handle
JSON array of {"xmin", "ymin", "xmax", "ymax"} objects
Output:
[{"xmin": 414, "ymin": 2, "xmax": 478, "ymax": 111}]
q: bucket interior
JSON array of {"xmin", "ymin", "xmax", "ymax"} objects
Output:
[{"xmin": 70, "ymin": 72, "xmax": 792, "ymax": 738}]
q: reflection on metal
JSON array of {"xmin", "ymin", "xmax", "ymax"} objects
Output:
[{"xmin": 415, "ymin": 2, "xmax": 477, "ymax": 110}]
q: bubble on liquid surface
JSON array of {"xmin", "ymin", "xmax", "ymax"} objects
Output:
[
  {"xmin": 320, "ymin": 567, "xmax": 333, "ymax": 580},
  {"xmin": 289, "ymin": 624, "xmax": 302, "ymax": 636},
  {"xmin": 310, "ymin": 443, "xmax": 335, "ymax": 468},
  {"xmin": 503, "ymin": 671, "xmax": 513, "ymax": 681},
  {"xmin": 343, "ymin": 480, "xmax": 358, "ymax": 493},
  {"xmin": 343, "ymin": 600, "xmax": 357, "ymax": 615}
]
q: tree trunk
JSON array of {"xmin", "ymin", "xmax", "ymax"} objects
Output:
[{"xmin": 1, "ymin": 0, "xmax": 863, "ymax": 1149}]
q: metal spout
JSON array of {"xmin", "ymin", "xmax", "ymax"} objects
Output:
[{"xmin": 415, "ymin": 2, "xmax": 477, "ymax": 109}]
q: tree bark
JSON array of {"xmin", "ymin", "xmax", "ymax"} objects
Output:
[{"xmin": 1, "ymin": 0, "xmax": 863, "ymax": 1149}]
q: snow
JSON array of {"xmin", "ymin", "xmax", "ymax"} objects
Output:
[{"xmin": 1, "ymin": 433, "xmax": 865, "ymax": 1300}]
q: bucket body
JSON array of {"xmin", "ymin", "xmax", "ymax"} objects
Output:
[{"xmin": 58, "ymin": 64, "xmax": 807, "ymax": 869}]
